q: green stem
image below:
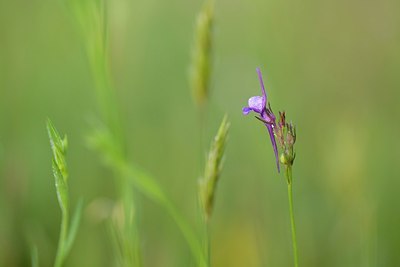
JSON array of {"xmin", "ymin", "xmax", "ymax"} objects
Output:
[
  {"xmin": 30, "ymin": 244, "xmax": 39, "ymax": 267},
  {"xmin": 71, "ymin": 2, "xmax": 139, "ymax": 266},
  {"xmin": 205, "ymin": 221, "xmax": 211, "ymax": 267},
  {"xmin": 108, "ymin": 157, "xmax": 207, "ymax": 267},
  {"xmin": 120, "ymin": 174, "xmax": 142, "ymax": 267},
  {"xmin": 164, "ymin": 200, "xmax": 207, "ymax": 267},
  {"xmin": 54, "ymin": 210, "xmax": 68, "ymax": 267},
  {"xmin": 286, "ymin": 167, "xmax": 299, "ymax": 267}
]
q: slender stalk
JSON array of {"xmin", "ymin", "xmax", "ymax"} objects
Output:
[
  {"xmin": 286, "ymin": 166, "xmax": 299, "ymax": 267},
  {"xmin": 164, "ymin": 198, "xmax": 207, "ymax": 267},
  {"xmin": 198, "ymin": 202, "xmax": 210, "ymax": 267},
  {"xmin": 54, "ymin": 210, "xmax": 68, "ymax": 267},
  {"xmin": 115, "ymin": 160, "xmax": 207, "ymax": 266},
  {"xmin": 72, "ymin": 1, "xmax": 141, "ymax": 265},
  {"xmin": 199, "ymin": 108, "xmax": 209, "ymax": 267},
  {"xmin": 120, "ymin": 174, "xmax": 141, "ymax": 267},
  {"xmin": 205, "ymin": 221, "xmax": 211, "ymax": 267},
  {"xmin": 30, "ymin": 244, "xmax": 39, "ymax": 267}
]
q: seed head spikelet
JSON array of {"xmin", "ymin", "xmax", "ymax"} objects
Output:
[
  {"xmin": 46, "ymin": 119, "xmax": 83, "ymax": 267},
  {"xmin": 190, "ymin": 0, "xmax": 214, "ymax": 107},
  {"xmin": 199, "ymin": 115, "xmax": 230, "ymax": 221},
  {"xmin": 47, "ymin": 119, "xmax": 69, "ymax": 211}
]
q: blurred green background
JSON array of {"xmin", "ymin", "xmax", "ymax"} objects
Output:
[{"xmin": 1, "ymin": 0, "xmax": 400, "ymax": 266}]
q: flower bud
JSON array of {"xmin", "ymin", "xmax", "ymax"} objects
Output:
[{"xmin": 275, "ymin": 112, "xmax": 296, "ymax": 168}]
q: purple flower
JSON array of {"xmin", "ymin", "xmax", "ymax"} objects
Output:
[{"xmin": 242, "ymin": 68, "xmax": 280, "ymax": 173}]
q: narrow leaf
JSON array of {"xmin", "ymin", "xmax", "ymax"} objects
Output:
[
  {"xmin": 64, "ymin": 199, "xmax": 84, "ymax": 256},
  {"xmin": 30, "ymin": 244, "xmax": 39, "ymax": 267}
]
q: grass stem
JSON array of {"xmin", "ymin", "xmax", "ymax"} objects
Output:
[
  {"xmin": 205, "ymin": 221, "xmax": 211, "ymax": 267},
  {"xmin": 54, "ymin": 210, "xmax": 68, "ymax": 267}
]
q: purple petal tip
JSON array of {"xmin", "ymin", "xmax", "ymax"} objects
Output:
[
  {"xmin": 242, "ymin": 107, "xmax": 251, "ymax": 115},
  {"xmin": 256, "ymin": 68, "xmax": 267, "ymax": 105}
]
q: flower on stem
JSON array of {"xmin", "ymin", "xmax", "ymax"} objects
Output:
[
  {"xmin": 242, "ymin": 68, "xmax": 280, "ymax": 172},
  {"xmin": 242, "ymin": 68, "xmax": 299, "ymax": 266}
]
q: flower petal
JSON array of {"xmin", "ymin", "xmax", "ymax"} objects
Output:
[
  {"xmin": 266, "ymin": 124, "xmax": 280, "ymax": 173},
  {"xmin": 256, "ymin": 68, "xmax": 267, "ymax": 109},
  {"xmin": 261, "ymin": 111, "xmax": 274, "ymax": 124},
  {"xmin": 242, "ymin": 107, "xmax": 252, "ymax": 115},
  {"xmin": 248, "ymin": 96, "xmax": 264, "ymax": 113}
]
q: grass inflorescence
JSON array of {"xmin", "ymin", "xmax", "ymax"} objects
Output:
[
  {"xmin": 198, "ymin": 116, "xmax": 230, "ymax": 267},
  {"xmin": 199, "ymin": 115, "xmax": 230, "ymax": 222},
  {"xmin": 190, "ymin": 0, "xmax": 214, "ymax": 108},
  {"xmin": 45, "ymin": 119, "xmax": 83, "ymax": 267},
  {"xmin": 68, "ymin": 0, "xmax": 208, "ymax": 266}
]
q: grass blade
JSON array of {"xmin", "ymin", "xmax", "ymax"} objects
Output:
[
  {"xmin": 30, "ymin": 245, "xmax": 39, "ymax": 267},
  {"xmin": 64, "ymin": 199, "xmax": 84, "ymax": 256}
]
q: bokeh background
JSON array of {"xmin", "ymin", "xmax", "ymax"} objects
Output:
[{"xmin": 1, "ymin": 0, "xmax": 400, "ymax": 266}]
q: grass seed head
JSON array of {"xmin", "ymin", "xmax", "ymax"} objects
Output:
[
  {"xmin": 190, "ymin": 0, "xmax": 214, "ymax": 107},
  {"xmin": 199, "ymin": 115, "xmax": 230, "ymax": 221}
]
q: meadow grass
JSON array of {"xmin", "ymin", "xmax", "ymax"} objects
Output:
[
  {"xmin": 198, "ymin": 116, "xmax": 230, "ymax": 267},
  {"xmin": 67, "ymin": 1, "xmax": 141, "ymax": 265},
  {"xmin": 49, "ymin": 1, "xmax": 224, "ymax": 266},
  {"xmin": 190, "ymin": 0, "xmax": 214, "ymax": 109},
  {"xmin": 66, "ymin": 0, "xmax": 210, "ymax": 266},
  {"xmin": 43, "ymin": 120, "xmax": 83, "ymax": 267},
  {"xmin": 190, "ymin": 1, "xmax": 229, "ymax": 267}
]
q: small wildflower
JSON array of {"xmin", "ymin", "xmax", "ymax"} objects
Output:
[
  {"xmin": 242, "ymin": 69, "xmax": 300, "ymax": 266},
  {"xmin": 242, "ymin": 68, "xmax": 280, "ymax": 172}
]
